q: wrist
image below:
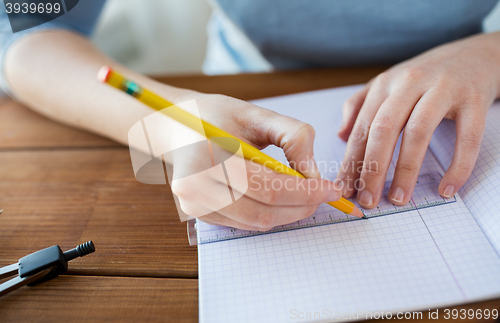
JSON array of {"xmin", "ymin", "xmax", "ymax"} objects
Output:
[{"xmin": 472, "ymin": 32, "xmax": 500, "ymax": 99}]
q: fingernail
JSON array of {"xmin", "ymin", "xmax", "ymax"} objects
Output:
[
  {"xmin": 358, "ymin": 190, "xmax": 373, "ymax": 207},
  {"xmin": 391, "ymin": 187, "xmax": 405, "ymax": 203},
  {"xmin": 443, "ymin": 185, "xmax": 455, "ymax": 198}
]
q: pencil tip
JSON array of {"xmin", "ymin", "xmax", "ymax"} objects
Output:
[{"xmin": 350, "ymin": 206, "xmax": 364, "ymax": 218}]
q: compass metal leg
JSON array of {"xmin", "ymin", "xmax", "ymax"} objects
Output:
[
  {"xmin": 0, "ymin": 267, "xmax": 54, "ymax": 297},
  {"xmin": 0, "ymin": 263, "xmax": 18, "ymax": 280}
]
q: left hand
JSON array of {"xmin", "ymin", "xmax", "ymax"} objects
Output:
[{"xmin": 336, "ymin": 32, "xmax": 500, "ymax": 208}]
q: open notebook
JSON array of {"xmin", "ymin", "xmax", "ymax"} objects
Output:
[{"xmin": 195, "ymin": 85, "xmax": 500, "ymax": 323}]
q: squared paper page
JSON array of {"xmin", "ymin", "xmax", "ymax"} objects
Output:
[
  {"xmin": 199, "ymin": 202, "xmax": 500, "ymax": 323},
  {"xmin": 429, "ymin": 103, "xmax": 500, "ymax": 254},
  {"xmin": 198, "ymin": 86, "xmax": 500, "ymax": 323}
]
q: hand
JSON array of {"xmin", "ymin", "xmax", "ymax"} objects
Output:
[
  {"xmin": 3, "ymin": 29, "xmax": 341, "ymax": 231},
  {"xmin": 166, "ymin": 92, "xmax": 342, "ymax": 230},
  {"xmin": 336, "ymin": 32, "xmax": 500, "ymax": 208}
]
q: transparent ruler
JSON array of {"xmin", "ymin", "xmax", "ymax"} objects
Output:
[{"xmin": 192, "ymin": 172, "xmax": 456, "ymax": 245}]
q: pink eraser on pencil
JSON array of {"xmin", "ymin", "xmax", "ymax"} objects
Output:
[{"xmin": 97, "ymin": 66, "xmax": 112, "ymax": 83}]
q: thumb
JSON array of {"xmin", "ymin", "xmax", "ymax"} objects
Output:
[{"xmin": 262, "ymin": 112, "xmax": 321, "ymax": 179}]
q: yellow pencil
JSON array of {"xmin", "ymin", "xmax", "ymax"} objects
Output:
[{"xmin": 98, "ymin": 66, "xmax": 363, "ymax": 218}]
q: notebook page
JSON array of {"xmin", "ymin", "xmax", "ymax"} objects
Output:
[
  {"xmin": 198, "ymin": 86, "xmax": 500, "ymax": 323},
  {"xmin": 429, "ymin": 103, "xmax": 500, "ymax": 254},
  {"xmin": 199, "ymin": 203, "xmax": 500, "ymax": 323}
]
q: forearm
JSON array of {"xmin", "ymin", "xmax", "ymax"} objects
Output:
[
  {"xmin": 4, "ymin": 29, "xmax": 194, "ymax": 146},
  {"xmin": 456, "ymin": 31, "xmax": 500, "ymax": 99}
]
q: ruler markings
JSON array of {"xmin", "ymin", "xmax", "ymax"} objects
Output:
[{"xmin": 197, "ymin": 172, "xmax": 456, "ymax": 244}]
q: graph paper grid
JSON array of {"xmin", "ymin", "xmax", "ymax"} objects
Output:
[
  {"xmin": 196, "ymin": 172, "xmax": 456, "ymax": 244},
  {"xmin": 198, "ymin": 86, "xmax": 500, "ymax": 323},
  {"xmin": 429, "ymin": 102, "xmax": 500, "ymax": 254},
  {"xmin": 199, "ymin": 197, "xmax": 500, "ymax": 323}
]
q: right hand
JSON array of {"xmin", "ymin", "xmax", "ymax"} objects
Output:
[
  {"xmin": 165, "ymin": 91, "xmax": 342, "ymax": 231},
  {"xmin": 1, "ymin": 29, "xmax": 339, "ymax": 231}
]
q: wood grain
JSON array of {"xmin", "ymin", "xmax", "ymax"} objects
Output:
[
  {"xmin": 0, "ymin": 276, "xmax": 198, "ymax": 323},
  {"xmin": 0, "ymin": 148, "xmax": 197, "ymax": 278},
  {"xmin": 154, "ymin": 67, "xmax": 387, "ymax": 101}
]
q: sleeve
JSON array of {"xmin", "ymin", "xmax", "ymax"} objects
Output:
[{"xmin": 0, "ymin": 0, "xmax": 107, "ymax": 97}]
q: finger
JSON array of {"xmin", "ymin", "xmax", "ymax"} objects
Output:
[
  {"xmin": 389, "ymin": 88, "xmax": 450, "ymax": 205},
  {"xmin": 212, "ymin": 100, "xmax": 321, "ymax": 178},
  {"xmin": 208, "ymin": 154, "xmax": 342, "ymax": 206},
  {"xmin": 214, "ymin": 185, "xmax": 320, "ymax": 230},
  {"xmin": 336, "ymin": 75, "xmax": 389, "ymax": 198},
  {"xmin": 172, "ymin": 151, "xmax": 341, "ymax": 223},
  {"xmin": 357, "ymin": 85, "xmax": 423, "ymax": 208},
  {"xmin": 172, "ymin": 175, "xmax": 218, "ymax": 218},
  {"xmin": 338, "ymin": 83, "xmax": 371, "ymax": 141},
  {"xmin": 439, "ymin": 108, "xmax": 486, "ymax": 198},
  {"xmin": 238, "ymin": 159, "xmax": 342, "ymax": 206},
  {"xmin": 173, "ymin": 173, "xmax": 247, "ymax": 219},
  {"xmin": 172, "ymin": 161, "xmax": 333, "ymax": 224},
  {"xmin": 206, "ymin": 131, "xmax": 341, "ymax": 204},
  {"xmin": 259, "ymin": 113, "xmax": 322, "ymax": 179},
  {"xmin": 181, "ymin": 179, "xmax": 320, "ymax": 230}
]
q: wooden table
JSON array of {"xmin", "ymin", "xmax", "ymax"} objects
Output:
[{"xmin": 1, "ymin": 68, "xmax": 499, "ymax": 322}]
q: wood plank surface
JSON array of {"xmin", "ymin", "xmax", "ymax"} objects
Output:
[
  {"xmin": 0, "ymin": 276, "xmax": 198, "ymax": 323},
  {"xmin": 0, "ymin": 148, "xmax": 197, "ymax": 278},
  {"xmin": 155, "ymin": 67, "xmax": 387, "ymax": 101}
]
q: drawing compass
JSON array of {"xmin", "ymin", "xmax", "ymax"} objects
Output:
[{"xmin": 0, "ymin": 220, "xmax": 95, "ymax": 298}]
